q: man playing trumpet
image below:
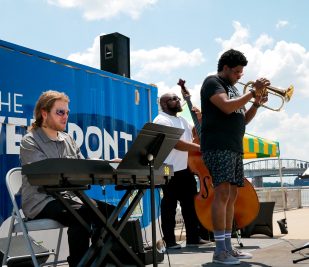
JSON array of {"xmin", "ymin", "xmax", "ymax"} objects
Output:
[{"xmin": 200, "ymin": 49, "xmax": 268, "ymax": 265}]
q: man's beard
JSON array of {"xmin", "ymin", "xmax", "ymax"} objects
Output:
[
  {"xmin": 45, "ymin": 116, "xmax": 66, "ymax": 132},
  {"xmin": 169, "ymin": 105, "xmax": 182, "ymax": 113}
]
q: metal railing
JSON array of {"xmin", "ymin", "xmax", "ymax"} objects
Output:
[
  {"xmin": 255, "ymin": 186, "xmax": 309, "ymax": 211},
  {"xmin": 175, "ymin": 186, "xmax": 309, "ymax": 227}
]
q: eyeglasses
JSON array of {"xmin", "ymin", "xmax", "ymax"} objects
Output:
[
  {"xmin": 55, "ymin": 109, "xmax": 70, "ymax": 117},
  {"xmin": 167, "ymin": 96, "xmax": 181, "ymax": 102}
]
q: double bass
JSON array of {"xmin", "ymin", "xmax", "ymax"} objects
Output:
[{"xmin": 177, "ymin": 79, "xmax": 259, "ymax": 231}]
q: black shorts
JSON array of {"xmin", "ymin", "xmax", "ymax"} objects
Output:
[{"xmin": 202, "ymin": 149, "xmax": 244, "ymax": 187}]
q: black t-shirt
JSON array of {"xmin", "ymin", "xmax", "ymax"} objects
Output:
[{"xmin": 200, "ymin": 75, "xmax": 246, "ymax": 153}]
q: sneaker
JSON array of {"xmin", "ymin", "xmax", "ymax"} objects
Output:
[
  {"xmin": 166, "ymin": 242, "xmax": 181, "ymax": 249},
  {"xmin": 212, "ymin": 251, "xmax": 240, "ymax": 265},
  {"xmin": 229, "ymin": 248, "xmax": 252, "ymax": 259},
  {"xmin": 186, "ymin": 238, "xmax": 212, "ymax": 247}
]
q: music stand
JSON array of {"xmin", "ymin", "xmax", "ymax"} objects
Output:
[
  {"xmin": 117, "ymin": 122, "xmax": 184, "ymax": 170},
  {"xmin": 88, "ymin": 122, "xmax": 184, "ymax": 267},
  {"xmin": 117, "ymin": 122, "xmax": 184, "ymax": 266}
]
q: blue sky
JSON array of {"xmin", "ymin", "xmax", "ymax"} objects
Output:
[{"xmin": 1, "ymin": 0, "xmax": 309, "ymax": 164}]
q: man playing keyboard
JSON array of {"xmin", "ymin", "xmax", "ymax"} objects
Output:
[{"xmin": 20, "ymin": 90, "xmax": 115, "ymax": 267}]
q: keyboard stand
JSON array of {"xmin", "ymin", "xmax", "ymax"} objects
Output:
[
  {"xmin": 114, "ymin": 123, "xmax": 183, "ymax": 267},
  {"xmin": 46, "ymin": 186, "xmax": 146, "ymax": 267}
]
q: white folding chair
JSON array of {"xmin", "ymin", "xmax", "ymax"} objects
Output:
[{"xmin": 2, "ymin": 167, "xmax": 66, "ymax": 267}]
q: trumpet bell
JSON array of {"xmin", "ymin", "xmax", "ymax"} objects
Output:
[{"xmin": 284, "ymin": 85, "xmax": 294, "ymax": 102}]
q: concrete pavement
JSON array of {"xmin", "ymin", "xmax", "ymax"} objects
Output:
[
  {"xmin": 152, "ymin": 208, "xmax": 309, "ymax": 267},
  {"xmin": 7, "ymin": 208, "xmax": 307, "ymax": 266}
]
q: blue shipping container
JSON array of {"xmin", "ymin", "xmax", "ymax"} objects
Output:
[{"xmin": 0, "ymin": 39, "xmax": 160, "ymax": 228}]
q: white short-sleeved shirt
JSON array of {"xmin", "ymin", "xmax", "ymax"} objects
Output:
[{"xmin": 153, "ymin": 112, "xmax": 193, "ymax": 172}]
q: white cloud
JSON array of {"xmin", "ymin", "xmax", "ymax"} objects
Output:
[
  {"xmin": 131, "ymin": 46, "xmax": 204, "ymax": 80},
  {"xmin": 216, "ymin": 21, "xmax": 309, "ymax": 98},
  {"xmin": 47, "ymin": 0, "xmax": 158, "ymax": 20},
  {"xmin": 215, "ymin": 21, "xmax": 250, "ymax": 49},
  {"xmin": 47, "ymin": 0, "xmax": 81, "ymax": 8},
  {"xmin": 276, "ymin": 20, "xmax": 289, "ymax": 29},
  {"xmin": 247, "ymin": 110, "xmax": 309, "ymax": 160},
  {"xmin": 155, "ymin": 81, "xmax": 175, "ymax": 97},
  {"xmin": 66, "ymin": 35, "xmax": 205, "ymax": 83},
  {"xmin": 255, "ymin": 34, "xmax": 274, "ymax": 50},
  {"xmin": 67, "ymin": 35, "xmax": 101, "ymax": 68}
]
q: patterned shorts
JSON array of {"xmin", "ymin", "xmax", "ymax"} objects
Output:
[{"xmin": 202, "ymin": 150, "xmax": 244, "ymax": 187}]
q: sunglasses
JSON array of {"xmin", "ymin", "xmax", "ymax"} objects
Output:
[
  {"xmin": 167, "ymin": 96, "xmax": 181, "ymax": 102},
  {"xmin": 55, "ymin": 109, "xmax": 70, "ymax": 117}
]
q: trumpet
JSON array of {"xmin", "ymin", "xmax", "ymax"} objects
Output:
[{"xmin": 239, "ymin": 81, "xmax": 294, "ymax": 111}]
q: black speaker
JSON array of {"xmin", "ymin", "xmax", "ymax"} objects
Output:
[
  {"xmin": 111, "ymin": 219, "xmax": 164, "ymax": 265},
  {"xmin": 100, "ymin": 32, "xmax": 130, "ymax": 78}
]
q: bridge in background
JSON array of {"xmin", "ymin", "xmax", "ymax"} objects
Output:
[
  {"xmin": 193, "ymin": 159, "xmax": 309, "ymax": 214},
  {"xmin": 243, "ymin": 158, "xmax": 309, "ymax": 178}
]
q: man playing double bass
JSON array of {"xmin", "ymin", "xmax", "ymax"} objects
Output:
[
  {"xmin": 153, "ymin": 93, "xmax": 209, "ymax": 249},
  {"xmin": 200, "ymin": 49, "xmax": 269, "ymax": 265}
]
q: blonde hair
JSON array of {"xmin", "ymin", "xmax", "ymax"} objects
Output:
[{"xmin": 32, "ymin": 90, "xmax": 69, "ymax": 129}]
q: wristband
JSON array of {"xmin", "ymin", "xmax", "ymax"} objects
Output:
[
  {"xmin": 253, "ymin": 103, "xmax": 261, "ymax": 108},
  {"xmin": 249, "ymin": 89, "xmax": 256, "ymax": 98}
]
